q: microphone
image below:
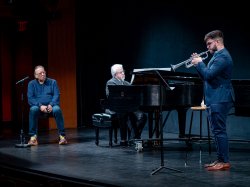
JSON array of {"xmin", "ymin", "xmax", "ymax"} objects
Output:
[{"xmin": 16, "ymin": 76, "xmax": 29, "ymax": 85}]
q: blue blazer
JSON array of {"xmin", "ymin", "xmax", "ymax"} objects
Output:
[{"xmin": 195, "ymin": 48, "xmax": 235, "ymax": 105}]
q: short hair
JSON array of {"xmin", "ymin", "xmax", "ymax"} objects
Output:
[
  {"xmin": 34, "ymin": 65, "xmax": 45, "ymax": 72},
  {"xmin": 111, "ymin": 64, "xmax": 123, "ymax": 77},
  {"xmin": 204, "ymin": 30, "xmax": 224, "ymax": 43}
]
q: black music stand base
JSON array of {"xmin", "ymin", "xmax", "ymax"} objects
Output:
[
  {"xmin": 15, "ymin": 143, "xmax": 30, "ymax": 148},
  {"xmin": 151, "ymin": 140, "xmax": 183, "ymax": 175},
  {"xmin": 151, "ymin": 105, "xmax": 183, "ymax": 175},
  {"xmin": 15, "ymin": 129, "xmax": 30, "ymax": 148},
  {"xmin": 151, "ymin": 165, "xmax": 182, "ymax": 175}
]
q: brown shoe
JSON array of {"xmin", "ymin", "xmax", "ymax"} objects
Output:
[
  {"xmin": 206, "ymin": 162, "xmax": 231, "ymax": 171},
  {"xmin": 59, "ymin": 135, "xmax": 68, "ymax": 145},
  {"xmin": 28, "ymin": 135, "xmax": 38, "ymax": 146},
  {"xmin": 204, "ymin": 160, "xmax": 219, "ymax": 168}
]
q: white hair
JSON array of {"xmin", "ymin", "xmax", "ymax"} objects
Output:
[{"xmin": 111, "ymin": 64, "xmax": 123, "ymax": 77}]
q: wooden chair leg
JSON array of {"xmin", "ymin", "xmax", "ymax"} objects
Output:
[
  {"xmin": 187, "ymin": 111, "xmax": 194, "ymax": 145},
  {"xmin": 95, "ymin": 128, "xmax": 99, "ymax": 146},
  {"xmin": 113, "ymin": 127, "xmax": 118, "ymax": 144},
  {"xmin": 108, "ymin": 128, "xmax": 113, "ymax": 147}
]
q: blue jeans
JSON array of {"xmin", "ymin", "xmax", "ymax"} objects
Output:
[
  {"xmin": 29, "ymin": 105, "xmax": 66, "ymax": 136},
  {"xmin": 206, "ymin": 102, "xmax": 233, "ymax": 163}
]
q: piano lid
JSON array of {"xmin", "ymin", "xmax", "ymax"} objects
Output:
[{"xmin": 130, "ymin": 68, "xmax": 202, "ymax": 85}]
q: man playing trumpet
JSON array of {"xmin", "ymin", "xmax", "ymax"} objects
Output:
[{"xmin": 191, "ymin": 30, "xmax": 235, "ymax": 171}]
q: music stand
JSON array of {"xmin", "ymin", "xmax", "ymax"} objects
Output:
[
  {"xmin": 107, "ymin": 85, "xmax": 143, "ymax": 146},
  {"xmin": 150, "ymin": 70, "xmax": 182, "ymax": 175},
  {"xmin": 107, "ymin": 85, "xmax": 142, "ymax": 110},
  {"xmin": 15, "ymin": 76, "xmax": 30, "ymax": 148}
]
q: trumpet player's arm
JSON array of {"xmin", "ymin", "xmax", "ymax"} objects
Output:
[{"xmin": 195, "ymin": 56, "xmax": 229, "ymax": 81}]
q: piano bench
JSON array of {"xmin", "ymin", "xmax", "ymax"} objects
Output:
[
  {"xmin": 92, "ymin": 113, "xmax": 118, "ymax": 147},
  {"xmin": 187, "ymin": 106, "xmax": 211, "ymax": 156}
]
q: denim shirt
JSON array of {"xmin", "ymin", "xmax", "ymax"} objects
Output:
[{"xmin": 27, "ymin": 78, "xmax": 60, "ymax": 107}]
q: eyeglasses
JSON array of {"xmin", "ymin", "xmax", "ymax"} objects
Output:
[
  {"xmin": 117, "ymin": 70, "xmax": 125, "ymax": 74},
  {"xmin": 36, "ymin": 71, "xmax": 46, "ymax": 76},
  {"xmin": 206, "ymin": 39, "xmax": 217, "ymax": 46}
]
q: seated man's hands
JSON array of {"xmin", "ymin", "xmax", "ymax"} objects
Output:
[
  {"xmin": 46, "ymin": 105, "xmax": 52, "ymax": 113},
  {"xmin": 40, "ymin": 105, "xmax": 52, "ymax": 113}
]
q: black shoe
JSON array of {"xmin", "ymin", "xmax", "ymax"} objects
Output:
[
  {"xmin": 129, "ymin": 140, "xmax": 136, "ymax": 146},
  {"xmin": 179, "ymin": 134, "xmax": 186, "ymax": 138},
  {"xmin": 120, "ymin": 141, "xmax": 128, "ymax": 147}
]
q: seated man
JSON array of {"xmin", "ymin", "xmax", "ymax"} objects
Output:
[
  {"xmin": 105, "ymin": 64, "xmax": 147, "ymax": 146},
  {"xmin": 27, "ymin": 65, "xmax": 67, "ymax": 146}
]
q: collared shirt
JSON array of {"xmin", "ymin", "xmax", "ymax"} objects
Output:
[{"xmin": 27, "ymin": 78, "xmax": 60, "ymax": 107}]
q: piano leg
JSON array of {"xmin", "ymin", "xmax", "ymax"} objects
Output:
[
  {"xmin": 177, "ymin": 108, "xmax": 188, "ymax": 138},
  {"xmin": 147, "ymin": 108, "xmax": 187, "ymax": 140},
  {"xmin": 155, "ymin": 110, "xmax": 160, "ymax": 138},
  {"xmin": 148, "ymin": 112, "xmax": 153, "ymax": 139},
  {"xmin": 147, "ymin": 110, "xmax": 160, "ymax": 139},
  {"xmin": 146, "ymin": 111, "xmax": 158, "ymax": 147}
]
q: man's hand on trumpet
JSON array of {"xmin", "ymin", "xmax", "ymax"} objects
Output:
[{"xmin": 191, "ymin": 53, "xmax": 202, "ymax": 65}]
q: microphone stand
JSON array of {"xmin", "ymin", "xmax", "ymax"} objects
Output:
[
  {"xmin": 151, "ymin": 70, "xmax": 182, "ymax": 175},
  {"xmin": 15, "ymin": 76, "xmax": 30, "ymax": 148}
]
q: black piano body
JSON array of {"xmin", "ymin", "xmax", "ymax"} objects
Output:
[
  {"xmin": 232, "ymin": 79, "xmax": 250, "ymax": 116},
  {"xmin": 130, "ymin": 70, "xmax": 203, "ymax": 106},
  {"xmin": 131, "ymin": 70, "xmax": 204, "ymax": 138},
  {"xmin": 107, "ymin": 69, "xmax": 204, "ymax": 139}
]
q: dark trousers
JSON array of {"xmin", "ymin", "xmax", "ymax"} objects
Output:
[
  {"xmin": 117, "ymin": 113, "xmax": 129, "ymax": 142},
  {"xmin": 118, "ymin": 111, "xmax": 147, "ymax": 142},
  {"xmin": 206, "ymin": 102, "xmax": 233, "ymax": 163},
  {"xmin": 29, "ymin": 105, "xmax": 66, "ymax": 137},
  {"xmin": 129, "ymin": 111, "xmax": 147, "ymax": 139}
]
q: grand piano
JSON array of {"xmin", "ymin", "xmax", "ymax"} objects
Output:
[
  {"xmin": 107, "ymin": 68, "xmax": 250, "ymax": 143},
  {"xmin": 232, "ymin": 79, "xmax": 250, "ymax": 117},
  {"xmin": 107, "ymin": 68, "xmax": 204, "ymax": 140}
]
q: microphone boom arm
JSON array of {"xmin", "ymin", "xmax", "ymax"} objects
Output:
[{"xmin": 16, "ymin": 76, "xmax": 29, "ymax": 85}]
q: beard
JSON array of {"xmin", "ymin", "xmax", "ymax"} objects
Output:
[
  {"xmin": 121, "ymin": 75, "xmax": 125, "ymax": 81},
  {"xmin": 210, "ymin": 45, "xmax": 218, "ymax": 54}
]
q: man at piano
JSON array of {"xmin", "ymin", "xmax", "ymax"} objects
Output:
[
  {"xmin": 191, "ymin": 30, "xmax": 235, "ymax": 171},
  {"xmin": 105, "ymin": 64, "xmax": 147, "ymax": 146}
]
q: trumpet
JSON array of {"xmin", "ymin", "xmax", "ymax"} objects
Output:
[{"xmin": 170, "ymin": 50, "xmax": 209, "ymax": 71}]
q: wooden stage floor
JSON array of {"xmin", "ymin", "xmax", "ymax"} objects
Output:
[{"xmin": 0, "ymin": 127, "xmax": 250, "ymax": 187}]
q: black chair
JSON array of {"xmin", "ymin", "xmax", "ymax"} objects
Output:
[
  {"xmin": 37, "ymin": 112, "xmax": 54, "ymax": 132},
  {"xmin": 92, "ymin": 96, "xmax": 137, "ymax": 147},
  {"xmin": 92, "ymin": 113, "xmax": 118, "ymax": 147}
]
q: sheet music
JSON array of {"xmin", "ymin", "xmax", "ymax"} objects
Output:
[
  {"xmin": 132, "ymin": 67, "xmax": 171, "ymax": 73},
  {"xmin": 130, "ymin": 67, "xmax": 171, "ymax": 85}
]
